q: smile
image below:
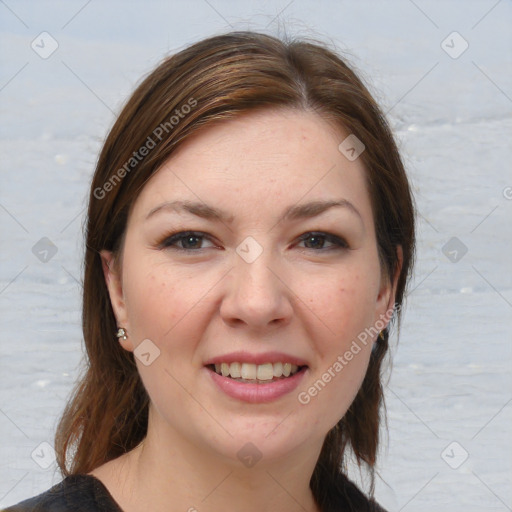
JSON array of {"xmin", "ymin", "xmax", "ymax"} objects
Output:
[
  {"xmin": 204, "ymin": 351, "xmax": 309, "ymax": 402},
  {"xmin": 210, "ymin": 362, "xmax": 302, "ymax": 383}
]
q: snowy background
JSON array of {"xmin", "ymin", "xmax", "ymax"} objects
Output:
[{"xmin": 1, "ymin": 1, "xmax": 511, "ymax": 510}]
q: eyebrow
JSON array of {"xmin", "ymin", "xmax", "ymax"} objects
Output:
[{"xmin": 145, "ymin": 199, "xmax": 363, "ymax": 225}]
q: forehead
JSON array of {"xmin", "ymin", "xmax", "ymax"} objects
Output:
[{"xmin": 130, "ymin": 109, "xmax": 373, "ymax": 226}]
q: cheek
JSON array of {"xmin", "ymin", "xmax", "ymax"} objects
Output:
[
  {"xmin": 298, "ymin": 268, "xmax": 378, "ymax": 418},
  {"xmin": 122, "ymin": 262, "xmax": 204, "ymax": 403},
  {"xmin": 122, "ymin": 258, "xmax": 194, "ymax": 343},
  {"xmin": 301, "ymin": 281, "xmax": 375, "ymax": 429},
  {"xmin": 307, "ymin": 269, "xmax": 380, "ymax": 346},
  {"xmin": 318, "ymin": 343, "xmax": 373, "ymax": 429}
]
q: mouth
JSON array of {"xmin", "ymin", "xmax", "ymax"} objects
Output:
[
  {"xmin": 204, "ymin": 351, "xmax": 309, "ymax": 402},
  {"xmin": 207, "ymin": 362, "xmax": 306, "ymax": 384}
]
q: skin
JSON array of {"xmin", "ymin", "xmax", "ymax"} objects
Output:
[{"xmin": 93, "ymin": 108, "xmax": 400, "ymax": 512}]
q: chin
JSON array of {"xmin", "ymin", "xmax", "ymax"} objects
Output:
[{"xmin": 201, "ymin": 414, "xmax": 317, "ymax": 467}]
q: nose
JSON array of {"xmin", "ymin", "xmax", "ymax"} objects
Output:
[{"xmin": 219, "ymin": 247, "xmax": 293, "ymax": 332}]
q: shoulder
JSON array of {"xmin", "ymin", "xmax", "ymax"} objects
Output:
[
  {"xmin": 2, "ymin": 474, "xmax": 123, "ymax": 512},
  {"xmin": 318, "ymin": 472, "xmax": 388, "ymax": 512},
  {"xmin": 338, "ymin": 474, "xmax": 388, "ymax": 512}
]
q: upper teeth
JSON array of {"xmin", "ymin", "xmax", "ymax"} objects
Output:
[{"xmin": 214, "ymin": 362, "xmax": 299, "ymax": 380}]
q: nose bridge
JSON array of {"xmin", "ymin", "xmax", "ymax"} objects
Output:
[
  {"xmin": 237, "ymin": 248, "xmax": 277, "ymax": 295},
  {"xmin": 221, "ymin": 240, "xmax": 292, "ymax": 328}
]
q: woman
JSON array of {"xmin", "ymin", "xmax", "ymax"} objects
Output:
[{"xmin": 5, "ymin": 31, "xmax": 414, "ymax": 512}]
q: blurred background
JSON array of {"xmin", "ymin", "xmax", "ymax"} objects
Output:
[{"xmin": 1, "ymin": 1, "xmax": 511, "ymax": 510}]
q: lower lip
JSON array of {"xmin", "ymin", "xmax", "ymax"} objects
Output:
[{"xmin": 206, "ymin": 367, "xmax": 307, "ymax": 403}]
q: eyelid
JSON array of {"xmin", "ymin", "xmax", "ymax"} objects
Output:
[
  {"xmin": 296, "ymin": 231, "xmax": 349, "ymax": 250},
  {"xmin": 158, "ymin": 230, "xmax": 349, "ymax": 252},
  {"xmin": 158, "ymin": 230, "xmax": 217, "ymax": 251}
]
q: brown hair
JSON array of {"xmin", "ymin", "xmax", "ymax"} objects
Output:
[{"xmin": 55, "ymin": 31, "xmax": 415, "ymax": 511}]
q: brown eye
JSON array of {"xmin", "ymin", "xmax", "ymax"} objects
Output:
[
  {"xmin": 159, "ymin": 231, "xmax": 215, "ymax": 251},
  {"xmin": 297, "ymin": 232, "xmax": 348, "ymax": 251}
]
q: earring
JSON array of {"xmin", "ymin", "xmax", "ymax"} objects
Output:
[
  {"xmin": 379, "ymin": 330, "xmax": 385, "ymax": 340},
  {"xmin": 116, "ymin": 327, "xmax": 127, "ymax": 341}
]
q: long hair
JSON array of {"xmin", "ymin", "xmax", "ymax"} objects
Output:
[{"xmin": 55, "ymin": 31, "xmax": 415, "ymax": 511}]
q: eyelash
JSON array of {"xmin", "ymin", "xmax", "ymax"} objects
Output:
[{"xmin": 158, "ymin": 230, "xmax": 348, "ymax": 253}]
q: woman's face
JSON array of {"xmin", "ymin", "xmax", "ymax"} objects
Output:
[{"xmin": 102, "ymin": 108, "xmax": 397, "ymax": 466}]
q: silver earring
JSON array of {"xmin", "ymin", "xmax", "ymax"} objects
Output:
[{"xmin": 116, "ymin": 327, "xmax": 127, "ymax": 341}]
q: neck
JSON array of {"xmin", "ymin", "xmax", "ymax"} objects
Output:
[{"xmin": 103, "ymin": 407, "xmax": 322, "ymax": 512}]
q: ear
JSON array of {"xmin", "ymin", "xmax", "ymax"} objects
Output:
[
  {"xmin": 375, "ymin": 245, "xmax": 403, "ymax": 327},
  {"xmin": 100, "ymin": 250, "xmax": 134, "ymax": 352}
]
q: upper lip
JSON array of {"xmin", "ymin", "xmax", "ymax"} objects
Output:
[{"xmin": 204, "ymin": 351, "xmax": 309, "ymax": 367}]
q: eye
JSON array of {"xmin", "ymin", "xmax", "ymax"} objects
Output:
[
  {"xmin": 157, "ymin": 230, "xmax": 348, "ymax": 252},
  {"xmin": 159, "ymin": 231, "xmax": 216, "ymax": 251},
  {"xmin": 296, "ymin": 232, "xmax": 348, "ymax": 251}
]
